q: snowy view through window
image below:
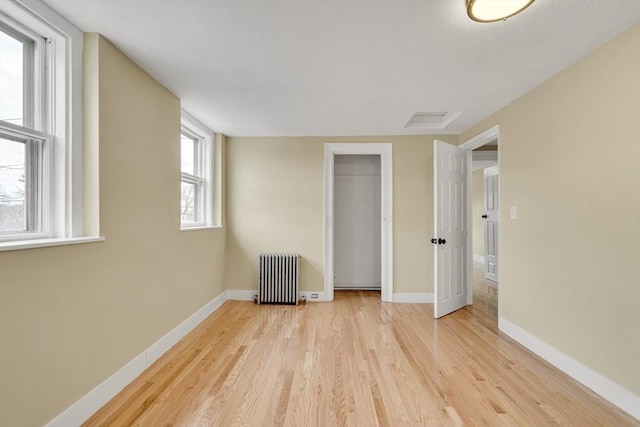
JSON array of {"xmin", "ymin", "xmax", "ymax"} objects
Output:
[
  {"xmin": 181, "ymin": 132, "xmax": 196, "ymax": 223},
  {"xmin": 0, "ymin": 28, "xmax": 27, "ymax": 233}
]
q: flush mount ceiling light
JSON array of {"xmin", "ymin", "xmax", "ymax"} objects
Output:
[{"xmin": 467, "ymin": 0, "xmax": 536, "ymax": 23}]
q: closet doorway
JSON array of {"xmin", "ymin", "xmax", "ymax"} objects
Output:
[
  {"xmin": 323, "ymin": 143, "xmax": 393, "ymax": 302},
  {"xmin": 333, "ymin": 155, "xmax": 381, "ymax": 290}
]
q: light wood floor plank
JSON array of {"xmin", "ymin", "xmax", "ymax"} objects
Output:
[{"xmin": 83, "ymin": 268, "xmax": 637, "ymax": 426}]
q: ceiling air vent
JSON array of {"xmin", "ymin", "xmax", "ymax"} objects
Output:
[{"xmin": 404, "ymin": 111, "xmax": 462, "ymax": 129}]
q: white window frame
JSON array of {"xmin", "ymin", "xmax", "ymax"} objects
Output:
[
  {"xmin": 0, "ymin": 0, "xmax": 90, "ymax": 250},
  {"xmin": 180, "ymin": 110, "xmax": 214, "ymax": 230}
]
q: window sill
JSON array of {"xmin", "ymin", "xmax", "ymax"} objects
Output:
[
  {"xmin": 0, "ymin": 236, "xmax": 105, "ymax": 252},
  {"xmin": 179, "ymin": 225, "xmax": 223, "ymax": 232}
]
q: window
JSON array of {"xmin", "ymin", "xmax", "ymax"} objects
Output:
[
  {"xmin": 0, "ymin": 20, "xmax": 48, "ymax": 240},
  {"xmin": 0, "ymin": 0, "xmax": 86, "ymax": 248},
  {"xmin": 180, "ymin": 128, "xmax": 204, "ymax": 224},
  {"xmin": 180, "ymin": 111, "xmax": 214, "ymax": 229}
]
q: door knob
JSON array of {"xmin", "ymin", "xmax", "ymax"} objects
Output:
[
  {"xmin": 431, "ymin": 238, "xmax": 437, "ymax": 244},
  {"xmin": 438, "ymin": 238, "xmax": 446, "ymax": 245},
  {"xmin": 482, "ymin": 215, "xmax": 488, "ymax": 218}
]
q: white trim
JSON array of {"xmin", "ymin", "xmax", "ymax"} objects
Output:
[
  {"xmin": 484, "ymin": 165, "xmax": 499, "ymax": 176},
  {"xmin": 146, "ymin": 294, "xmax": 226, "ymax": 362},
  {"xmin": 179, "ymin": 225, "xmax": 223, "ymax": 232},
  {"xmin": 460, "ymin": 125, "xmax": 500, "ymax": 306},
  {"xmin": 181, "ymin": 110, "xmax": 214, "ymax": 228},
  {"xmin": 499, "ymin": 316, "xmax": 640, "ymax": 420},
  {"xmin": 47, "ymin": 352, "xmax": 148, "ymax": 427},
  {"xmin": 483, "ymin": 165, "xmax": 500, "ymax": 282},
  {"xmin": 323, "ymin": 143, "xmax": 394, "ymax": 302},
  {"xmin": 299, "ymin": 291, "xmax": 326, "ymax": 302},
  {"xmin": 0, "ymin": 235, "xmax": 104, "ymax": 251},
  {"xmin": 471, "ymin": 150, "xmax": 498, "ymax": 161},
  {"xmin": 393, "ymin": 293, "xmax": 434, "ymax": 303},
  {"xmin": 225, "ymin": 290, "xmax": 256, "ymax": 301},
  {"xmin": 2, "ymin": 0, "xmax": 85, "ymax": 239},
  {"xmin": 459, "ymin": 125, "xmax": 500, "ymax": 150},
  {"xmin": 473, "ymin": 254, "xmax": 485, "ymax": 264},
  {"xmin": 45, "ymin": 291, "xmax": 228, "ymax": 427},
  {"xmin": 181, "ymin": 110, "xmax": 214, "ymax": 136},
  {"xmin": 225, "ymin": 290, "xmax": 326, "ymax": 302},
  {"xmin": 472, "ymin": 159, "xmax": 498, "ymax": 171}
]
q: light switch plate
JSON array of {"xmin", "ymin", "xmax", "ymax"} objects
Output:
[{"xmin": 510, "ymin": 206, "xmax": 518, "ymax": 220}]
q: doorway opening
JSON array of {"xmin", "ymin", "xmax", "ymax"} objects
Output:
[
  {"xmin": 460, "ymin": 125, "xmax": 500, "ymax": 308},
  {"xmin": 471, "ymin": 141, "xmax": 499, "ymax": 286},
  {"xmin": 324, "ymin": 143, "xmax": 393, "ymax": 302},
  {"xmin": 432, "ymin": 126, "xmax": 500, "ymax": 318},
  {"xmin": 333, "ymin": 155, "xmax": 381, "ymax": 291}
]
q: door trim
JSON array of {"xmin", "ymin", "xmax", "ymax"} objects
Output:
[
  {"xmin": 483, "ymin": 165, "xmax": 499, "ymax": 282},
  {"xmin": 324, "ymin": 143, "xmax": 393, "ymax": 302},
  {"xmin": 459, "ymin": 125, "xmax": 500, "ymax": 306}
]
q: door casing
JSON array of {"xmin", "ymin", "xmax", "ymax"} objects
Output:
[
  {"xmin": 483, "ymin": 165, "xmax": 499, "ymax": 281},
  {"xmin": 323, "ymin": 143, "xmax": 393, "ymax": 302}
]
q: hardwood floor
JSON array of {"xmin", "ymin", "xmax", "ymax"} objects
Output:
[{"xmin": 84, "ymin": 269, "xmax": 636, "ymax": 426}]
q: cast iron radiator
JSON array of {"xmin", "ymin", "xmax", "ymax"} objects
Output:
[{"xmin": 258, "ymin": 253, "xmax": 300, "ymax": 305}]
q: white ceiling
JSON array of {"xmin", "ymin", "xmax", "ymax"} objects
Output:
[{"xmin": 43, "ymin": 0, "xmax": 640, "ymax": 137}]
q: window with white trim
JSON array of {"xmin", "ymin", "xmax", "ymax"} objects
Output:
[
  {"xmin": 0, "ymin": 0, "xmax": 84, "ymax": 246},
  {"xmin": 180, "ymin": 112, "xmax": 213, "ymax": 228},
  {"xmin": 0, "ymin": 20, "xmax": 49, "ymax": 239}
]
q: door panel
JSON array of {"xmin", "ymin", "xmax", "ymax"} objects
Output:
[
  {"xmin": 434, "ymin": 140, "xmax": 469, "ymax": 318},
  {"xmin": 484, "ymin": 166, "xmax": 499, "ymax": 282}
]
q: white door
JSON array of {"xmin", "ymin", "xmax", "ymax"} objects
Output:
[
  {"xmin": 433, "ymin": 140, "xmax": 469, "ymax": 318},
  {"xmin": 483, "ymin": 166, "xmax": 499, "ymax": 282}
]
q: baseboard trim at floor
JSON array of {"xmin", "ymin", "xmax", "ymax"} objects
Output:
[
  {"xmin": 473, "ymin": 254, "xmax": 485, "ymax": 264},
  {"xmin": 45, "ymin": 291, "xmax": 228, "ymax": 427},
  {"xmin": 299, "ymin": 291, "xmax": 326, "ymax": 302},
  {"xmin": 393, "ymin": 293, "xmax": 434, "ymax": 303},
  {"xmin": 225, "ymin": 289, "xmax": 256, "ymax": 301},
  {"xmin": 499, "ymin": 316, "xmax": 640, "ymax": 420},
  {"xmin": 226, "ymin": 290, "xmax": 326, "ymax": 302}
]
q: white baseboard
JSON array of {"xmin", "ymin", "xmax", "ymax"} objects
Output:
[
  {"xmin": 299, "ymin": 291, "xmax": 326, "ymax": 302},
  {"xmin": 45, "ymin": 291, "xmax": 228, "ymax": 427},
  {"xmin": 473, "ymin": 254, "xmax": 485, "ymax": 264},
  {"xmin": 393, "ymin": 292, "xmax": 434, "ymax": 303},
  {"xmin": 226, "ymin": 290, "xmax": 326, "ymax": 302},
  {"xmin": 499, "ymin": 316, "xmax": 640, "ymax": 420},
  {"xmin": 225, "ymin": 289, "xmax": 256, "ymax": 301}
]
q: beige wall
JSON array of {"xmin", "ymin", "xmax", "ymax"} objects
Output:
[
  {"xmin": 225, "ymin": 135, "xmax": 457, "ymax": 294},
  {"xmin": 0, "ymin": 35, "xmax": 227, "ymax": 426},
  {"xmin": 461, "ymin": 24, "xmax": 640, "ymax": 395},
  {"xmin": 472, "ymin": 168, "xmax": 485, "ymax": 257}
]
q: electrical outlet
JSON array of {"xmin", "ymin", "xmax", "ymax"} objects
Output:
[{"xmin": 311, "ymin": 293, "xmax": 319, "ymax": 299}]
